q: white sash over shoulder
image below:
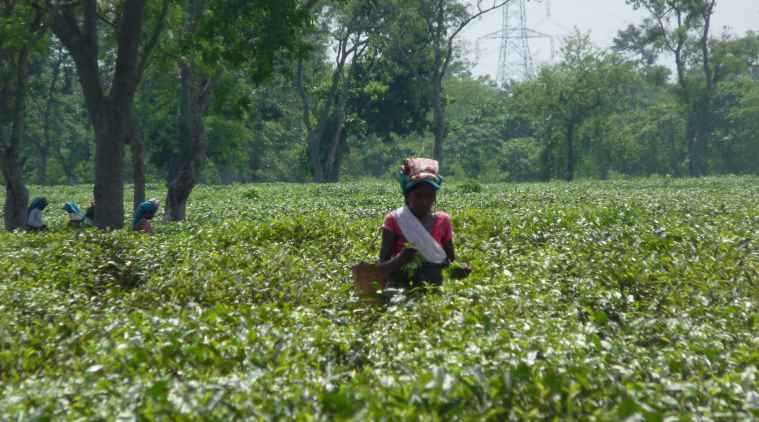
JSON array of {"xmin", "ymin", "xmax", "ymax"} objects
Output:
[{"xmin": 393, "ymin": 206, "xmax": 447, "ymax": 264}]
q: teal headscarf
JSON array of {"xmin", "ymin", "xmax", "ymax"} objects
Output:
[
  {"xmin": 28, "ymin": 197, "xmax": 48, "ymax": 213},
  {"xmin": 63, "ymin": 202, "xmax": 81, "ymax": 215},
  {"xmin": 132, "ymin": 201, "xmax": 159, "ymax": 230},
  {"xmin": 397, "ymin": 172, "xmax": 443, "ymax": 194},
  {"xmin": 397, "ymin": 158, "xmax": 443, "ymax": 194}
]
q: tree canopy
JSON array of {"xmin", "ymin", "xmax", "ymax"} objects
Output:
[{"xmin": 1, "ymin": 0, "xmax": 758, "ymax": 231}]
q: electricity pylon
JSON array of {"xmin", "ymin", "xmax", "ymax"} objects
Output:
[{"xmin": 482, "ymin": 0, "xmax": 553, "ymax": 86}]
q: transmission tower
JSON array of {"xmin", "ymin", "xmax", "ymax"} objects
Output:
[
  {"xmin": 483, "ymin": 0, "xmax": 554, "ymax": 86},
  {"xmin": 497, "ymin": 1, "xmax": 532, "ymax": 85}
]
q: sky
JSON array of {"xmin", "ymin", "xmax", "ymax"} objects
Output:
[{"xmin": 461, "ymin": 0, "xmax": 759, "ymax": 80}]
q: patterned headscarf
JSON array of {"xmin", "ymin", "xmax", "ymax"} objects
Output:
[
  {"xmin": 28, "ymin": 197, "xmax": 48, "ymax": 212},
  {"xmin": 63, "ymin": 202, "xmax": 81, "ymax": 215},
  {"xmin": 132, "ymin": 199, "xmax": 160, "ymax": 230},
  {"xmin": 397, "ymin": 157, "xmax": 443, "ymax": 194}
]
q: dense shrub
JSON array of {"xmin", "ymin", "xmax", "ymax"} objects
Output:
[{"xmin": 1, "ymin": 178, "xmax": 758, "ymax": 419}]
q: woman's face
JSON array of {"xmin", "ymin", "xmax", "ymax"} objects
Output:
[{"xmin": 406, "ymin": 183, "xmax": 437, "ymax": 217}]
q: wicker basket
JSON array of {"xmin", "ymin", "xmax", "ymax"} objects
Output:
[{"xmin": 352, "ymin": 262, "xmax": 386, "ymax": 304}]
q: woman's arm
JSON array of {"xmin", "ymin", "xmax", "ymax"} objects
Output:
[
  {"xmin": 378, "ymin": 228, "xmax": 415, "ymax": 274},
  {"xmin": 443, "ymin": 240, "xmax": 455, "ymax": 263},
  {"xmin": 379, "ymin": 228, "xmax": 396, "ymax": 262}
]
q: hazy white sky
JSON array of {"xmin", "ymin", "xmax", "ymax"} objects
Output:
[{"xmin": 461, "ymin": 0, "xmax": 759, "ymax": 79}]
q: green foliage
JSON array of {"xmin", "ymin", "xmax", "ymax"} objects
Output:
[
  {"xmin": 456, "ymin": 180, "xmax": 482, "ymax": 193},
  {"xmin": 0, "ymin": 0, "xmax": 48, "ymax": 137},
  {"xmin": 8, "ymin": 1, "xmax": 756, "ymax": 190},
  {"xmin": 241, "ymin": 188, "xmax": 260, "ymax": 201},
  {"xmin": 195, "ymin": 0, "xmax": 312, "ymax": 82},
  {"xmin": 23, "ymin": 43, "xmax": 94, "ymax": 185},
  {"xmin": 515, "ymin": 31, "xmax": 638, "ymax": 180},
  {"xmin": 498, "ymin": 137, "xmax": 543, "ymax": 181},
  {"xmin": 1, "ymin": 178, "xmax": 758, "ymax": 419},
  {"xmin": 444, "ymin": 74, "xmax": 508, "ymax": 179},
  {"xmin": 347, "ymin": 0, "xmax": 435, "ymax": 140}
]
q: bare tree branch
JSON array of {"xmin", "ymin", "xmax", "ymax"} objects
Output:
[
  {"xmin": 295, "ymin": 58, "xmax": 313, "ymax": 133},
  {"xmin": 97, "ymin": 11, "xmax": 116, "ymax": 29},
  {"xmin": 441, "ymin": 0, "xmax": 510, "ymax": 76}
]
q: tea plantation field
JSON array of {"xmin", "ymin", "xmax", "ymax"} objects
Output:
[{"xmin": 1, "ymin": 177, "xmax": 758, "ymax": 420}]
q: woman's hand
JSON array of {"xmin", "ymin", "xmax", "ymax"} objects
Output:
[
  {"xmin": 448, "ymin": 262, "xmax": 472, "ymax": 279},
  {"xmin": 377, "ymin": 247, "xmax": 417, "ymax": 276},
  {"xmin": 398, "ymin": 247, "xmax": 417, "ymax": 264}
]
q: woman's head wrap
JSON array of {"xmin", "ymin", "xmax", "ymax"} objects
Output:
[
  {"xmin": 397, "ymin": 157, "xmax": 443, "ymax": 194},
  {"xmin": 63, "ymin": 202, "xmax": 81, "ymax": 215},
  {"xmin": 132, "ymin": 199, "xmax": 160, "ymax": 229},
  {"xmin": 63, "ymin": 202, "xmax": 84, "ymax": 222},
  {"xmin": 29, "ymin": 197, "xmax": 48, "ymax": 212}
]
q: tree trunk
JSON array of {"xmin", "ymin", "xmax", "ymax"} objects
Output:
[
  {"xmin": 165, "ymin": 63, "xmax": 208, "ymax": 222},
  {"xmin": 92, "ymin": 110, "xmax": 127, "ymax": 229},
  {"xmin": 685, "ymin": 93, "xmax": 711, "ymax": 178},
  {"xmin": 686, "ymin": 110, "xmax": 698, "ymax": 177},
  {"xmin": 599, "ymin": 158, "xmax": 610, "ymax": 180},
  {"xmin": 297, "ymin": 60, "xmax": 326, "ymax": 183},
  {"xmin": 324, "ymin": 84, "xmax": 349, "ymax": 182},
  {"xmin": 693, "ymin": 103, "xmax": 709, "ymax": 177},
  {"xmin": 694, "ymin": 2, "xmax": 715, "ymax": 177},
  {"xmin": 49, "ymin": 0, "xmax": 163, "ymax": 229},
  {"xmin": 131, "ymin": 112, "xmax": 145, "ymax": 209},
  {"xmin": 1, "ymin": 44, "xmax": 31, "ymax": 231},
  {"xmin": 307, "ymin": 128, "xmax": 326, "ymax": 182},
  {"xmin": 325, "ymin": 126, "xmax": 344, "ymax": 182},
  {"xmin": 301, "ymin": 37, "xmax": 351, "ymax": 183},
  {"xmin": 668, "ymin": 123, "xmax": 679, "ymax": 177},
  {"xmin": 35, "ymin": 145, "xmax": 49, "ymax": 185},
  {"xmin": 305, "ymin": 96, "xmax": 337, "ymax": 183},
  {"xmin": 97, "ymin": 0, "xmax": 144, "ymax": 229},
  {"xmin": 565, "ymin": 122, "xmax": 576, "ymax": 181},
  {"xmin": 219, "ymin": 165, "xmax": 236, "ymax": 185},
  {"xmin": 163, "ymin": 0, "xmax": 215, "ymax": 221},
  {"xmin": 247, "ymin": 139, "xmax": 261, "ymax": 182},
  {"xmin": 2, "ymin": 145, "xmax": 29, "ymax": 231},
  {"xmin": 165, "ymin": 161, "xmax": 192, "ymax": 221},
  {"xmin": 0, "ymin": 50, "xmax": 29, "ymax": 230},
  {"xmin": 432, "ymin": 75, "xmax": 445, "ymax": 165},
  {"xmin": 325, "ymin": 120, "xmax": 348, "ymax": 183},
  {"xmin": 541, "ymin": 144, "xmax": 553, "ymax": 181}
]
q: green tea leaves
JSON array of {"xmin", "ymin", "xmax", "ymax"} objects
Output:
[{"xmin": 0, "ymin": 178, "xmax": 758, "ymax": 419}]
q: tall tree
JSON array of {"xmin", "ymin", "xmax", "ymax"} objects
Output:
[
  {"xmin": 0, "ymin": 1, "xmax": 46, "ymax": 230},
  {"xmin": 26, "ymin": 44, "xmax": 69, "ymax": 185},
  {"xmin": 414, "ymin": 0, "xmax": 510, "ymax": 165},
  {"xmin": 154, "ymin": 0, "xmax": 312, "ymax": 220},
  {"xmin": 297, "ymin": 0, "xmax": 437, "ymax": 182},
  {"xmin": 518, "ymin": 33, "xmax": 635, "ymax": 181},
  {"xmin": 706, "ymin": 31, "xmax": 759, "ymax": 173},
  {"xmin": 46, "ymin": 0, "xmax": 170, "ymax": 229},
  {"xmin": 297, "ymin": 1, "xmax": 381, "ymax": 182},
  {"xmin": 621, "ymin": 0, "xmax": 719, "ymax": 177},
  {"xmin": 160, "ymin": 0, "xmax": 213, "ymax": 221},
  {"xmin": 444, "ymin": 74, "xmax": 508, "ymax": 179}
]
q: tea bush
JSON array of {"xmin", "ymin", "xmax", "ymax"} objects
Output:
[{"xmin": 1, "ymin": 177, "xmax": 758, "ymax": 420}]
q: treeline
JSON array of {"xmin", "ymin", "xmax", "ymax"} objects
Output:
[{"xmin": 1, "ymin": 0, "xmax": 758, "ymax": 229}]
